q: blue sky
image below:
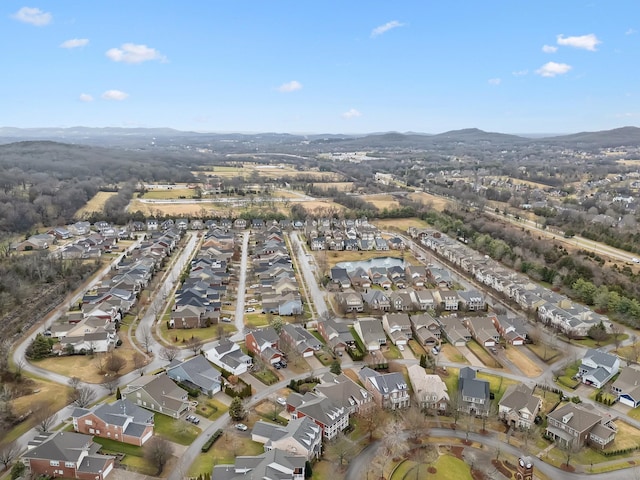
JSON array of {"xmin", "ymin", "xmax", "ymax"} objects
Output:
[{"xmin": 2, "ymin": 1, "xmax": 639, "ymax": 134}]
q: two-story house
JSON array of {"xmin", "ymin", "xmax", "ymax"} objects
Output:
[
  {"xmin": 458, "ymin": 367, "xmax": 490, "ymax": 416},
  {"xmin": 165, "ymin": 355, "xmax": 222, "ymax": 397},
  {"xmin": 498, "ymin": 384, "xmax": 542, "ymax": 429},
  {"xmin": 579, "ymin": 349, "xmax": 620, "ymax": 388},
  {"xmin": 71, "ymin": 399, "xmax": 154, "ymax": 446},
  {"xmin": 22, "ymin": 432, "xmax": 115, "ymax": 480},
  {"xmin": 611, "ymin": 366, "xmax": 640, "ymax": 407},
  {"xmin": 204, "ymin": 339, "xmax": 253, "ymax": 375},
  {"xmin": 381, "ymin": 313, "xmax": 412, "ymax": 346},
  {"xmin": 286, "ymin": 392, "xmax": 349, "ymax": 440},
  {"xmin": 407, "ymin": 364, "xmax": 448, "ymax": 412},
  {"xmin": 251, "ymin": 417, "xmax": 322, "ymax": 460},
  {"xmin": 314, "ymin": 373, "xmax": 373, "ymax": 415},
  {"xmin": 359, "ymin": 367, "xmax": 410, "ymax": 410},
  {"xmin": 545, "ymin": 403, "xmax": 617, "ymax": 449},
  {"xmin": 410, "ymin": 313, "xmax": 441, "ymax": 347},
  {"xmin": 213, "ymin": 449, "xmax": 306, "ymax": 480},
  {"xmin": 353, "ymin": 318, "xmax": 387, "ymax": 351},
  {"xmin": 280, "ymin": 324, "xmax": 323, "ymax": 358},
  {"xmin": 316, "ymin": 318, "xmax": 355, "ymax": 355},
  {"xmin": 462, "ymin": 316, "xmax": 501, "ymax": 347},
  {"xmin": 245, "ymin": 326, "xmax": 285, "ymax": 365},
  {"xmin": 120, "ymin": 374, "xmax": 190, "ymax": 419}
]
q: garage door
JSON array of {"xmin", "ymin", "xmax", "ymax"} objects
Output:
[
  {"xmin": 620, "ymin": 395, "xmax": 636, "ymax": 408},
  {"xmin": 102, "ymin": 462, "xmax": 113, "ymax": 479}
]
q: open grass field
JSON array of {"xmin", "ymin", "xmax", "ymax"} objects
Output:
[
  {"xmin": 373, "ymin": 218, "xmax": 430, "ymax": 232},
  {"xmin": 441, "ymin": 344, "xmax": 468, "ymax": 364},
  {"xmin": 312, "ymin": 181, "xmax": 354, "ymax": 191},
  {"xmin": 7, "ymin": 377, "xmax": 73, "ymax": 444},
  {"xmin": 159, "ymin": 322, "xmax": 236, "ymax": 345},
  {"xmin": 195, "ymin": 163, "xmax": 344, "ymax": 181},
  {"xmin": 74, "ymin": 191, "xmax": 118, "ymax": 219},
  {"xmin": 154, "ymin": 413, "xmax": 201, "ymax": 445},
  {"xmin": 526, "ymin": 342, "xmax": 563, "ymax": 363},
  {"xmin": 365, "ymin": 194, "xmax": 401, "ymax": 210},
  {"xmin": 504, "ymin": 345, "xmax": 542, "ymax": 377},
  {"xmin": 195, "ymin": 397, "xmax": 228, "ymax": 420},
  {"xmin": 408, "ymin": 191, "xmax": 454, "ymax": 211},
  {"xmin": 142, "ymin": 188, "xmax": 196, "ymax": 199}
]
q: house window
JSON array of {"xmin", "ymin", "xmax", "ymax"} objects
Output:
[
  {"xmin": 84, "ymin": 419, "xmax": 93, "ymax": 425},
  {"xmin": 50, "ymin": 461, "xmax": 59, "ymax": 467},
  {"xmin": 65, "ymin": 462, "xmax": 75, "ymax": 468}
]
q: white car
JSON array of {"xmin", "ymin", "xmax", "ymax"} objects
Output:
[
  {"xmin": 235, "ymin": 423, "xmax": 248, "ymax": 431},
  {"xmin": 222, "ymin": 317, "xmax": 232, "ymax": 323},
  {"xmin": 398, "ymin": 344, "xmax": 405, "ymax": 351},
  {"xmin": 245, "ymin": 307, "xmax": 255, "ymax": 313},
  {"xmin": 276, "ymin": 397, "xmax": 286, "ymax": 406},
  {"xmin": 632, "ymin": 257, "xmax": 640, "ymax": 264}
]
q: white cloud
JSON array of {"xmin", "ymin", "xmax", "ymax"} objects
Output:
[
  {"xmin": 11, "ymin": 6, "xmax": 52, "ymax": 26},
  {"xmin": 488, "ymin": 78, "xmax": 501, "ymax": 86},
  {"xmin": 60, "ymin": 38, "xmax": 89, "ymax": 49},
  {"xmin": 341, "ymin": 108, "xmax": 362, "ymax": 119},
  {"xmin": 626, "ymin": 28, "xmax": 637, "ymax": 35},
  {"xmin": 535, "ymin": 61, "xmax": 572, "ymax": 77},
  {"xmin": 79, "ymin": 93, "xmax": 93, "ymax": 102},
  {"xmin": 556, "ymin": 33, "xmax": 601, "ymax": 51},
  {"xmin": 512, "ymin": 69, "xmax": 528, "ymax": 76},
  {"xmin": 542, "ymin": 44, "xmax": 558, "ymax": 53},
  {"xmin": 102, "ymin": 90, "xmax": 129, "ymax": 101},
  {"xmin": 105, "ymin": 43, "xmax": 166, "ymax": 63},
  {"xmin": 371, "ymin": 20, "xmax": 404, "ymax": 38},
  {"xmin": 277, "ymin": 80, "xmax": 302, "ymax": 92}
]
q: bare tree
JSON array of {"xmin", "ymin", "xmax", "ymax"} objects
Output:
[
  {"xmin": 133, "ymin": 351, "xmax": 146, "ymax": 374},
  {"xmin": 144, "ymin": 437, "xmax": 173, "ymax": 476},
  {"xmin": 106, "ymin": 353, "xmax": 127, "ymax": 375},
  {"xmin": 0, "ymin": 441, "xmax": 18, "ymax": 469},
  {"xmin": 358, "ymin": 403, "xmax": 385, "ymax": 441},
  {"xmin": 402, "ymin": 405, "xmax": 428, "ymax": 444},
  {"xmin": 327, "ymin": 432, "xmax": 354, "ymax": 468},
  {"xmin": 186, "ymin": 336, "xmax": 203, "ymax": 355},
  {"xmin": 70, "ymin": 386, "xmax": 96, "ymax": 408},
  {"xmin": 33, "ymin": 401, "xmax": 56, "ymax": 433},
  {"xmin": 160, "ymin": 345, "xmax": 180, "ymax": 362},
  {"xmin": 102, "ymin": 378, "xmax": 119, "ymax": 395},
  {"xmin": 611, "ymin": 324, "xmax": 624, "ymax": 352},
  {"xmin": 139, "ymin": 325, "xmax": 153, "ymax": 354},
  {"xmin": 94, "ymin": 353, "xmax": 107, "ymax": 375}
]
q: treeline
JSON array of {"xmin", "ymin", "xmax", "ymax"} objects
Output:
[{"xmin": 0, "ymin": 141, "xmax": 198, "ymax": 235}]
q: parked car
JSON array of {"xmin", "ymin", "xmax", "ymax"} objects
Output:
[
  {"xmin": 222, "ymin": 317, "xmax": 232, "ymax": 323},
  {"xmin": 398, "ymin": 344, "xmax": 405, "ymax": 351},
  {"xmin": 431, "ymin": 347, "xmax": 439, "ymax": 355},
  {"xmin": 235, "ymin": 423, "xmax": 248, "ymax": 431},
  {"xmin": 245, "ymin": 307, "xmax": 256, "ymax": 313},
  {"xmin": 277, "ymin": 397, "xmax": 286, "ymax": 406}
]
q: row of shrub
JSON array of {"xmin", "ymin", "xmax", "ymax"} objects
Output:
[
  {"xmin": 289, "ymin": 377, "xmax": 320, "ymax": 393},
  {"xmin": 603, "ymin": 446, "xmax": 640, "ymax": 457},
  {"xmin": 178, "ymin": 382, "xmax": 202, "ymax": 398},
  {"xmin": 224, "ymin": 381, "xmax": 252, "ymax": 399},
  {"xmin": 201, "ymin": 429, "xmax": 223, "ymax": 453}
]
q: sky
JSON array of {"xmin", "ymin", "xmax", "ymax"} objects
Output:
[{"xmin": 2, "ymin": 1, "xmax": 640, "ymax": 134}]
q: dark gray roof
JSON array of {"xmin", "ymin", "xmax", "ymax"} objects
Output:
[
  {"xmin": 584, "ymin": 348, "xmax": 618, "ymax": 369},
  {"xmin": 213, "ymin": 448, "xmax": 306, "ymax": 480},
  {"xmin": 24, "ymin": 432, "xmax": 98, "ymax": 463}
]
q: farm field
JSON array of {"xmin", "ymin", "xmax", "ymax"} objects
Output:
[
  {"xmin": 194, "ymin": 163, "xmax": 344, "ymax": 181},
  {"xmin": 408, "ymin": 191, "xmax": 454, "ymax": 211},
  {"xmin": 365, "ymin": 194, "xmax": 401, "ymax": 210},
  {"xmin": 141, "ymin": 187, "xmax": 196, "ymax": 199},
  {"xmin": 74, "ymin": 191, "xmax": 118, "ymax": 219},
  {"xmin": 373, "ymin": 217, "xmax": 430, "ymax": 231}
]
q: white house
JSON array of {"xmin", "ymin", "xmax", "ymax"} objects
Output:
[
  {"xmin": 579, "ymin": 349, "xmax": 620, "ymax": 388},
  {"xmin": 204, "ymin": 340, "xmax": 252, "ymax": 375}
]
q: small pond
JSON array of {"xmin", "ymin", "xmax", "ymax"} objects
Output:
[{"xmin": 336, "ymin": 256, "xmax": 405, "ymax": 272}]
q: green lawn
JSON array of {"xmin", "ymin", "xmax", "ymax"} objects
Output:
[
  {"xmin": 573, "ymin": 334, "xmax": 628, "ymax": 349},
  {"xmin": 93, "ymin": 437, "xmax": 144, "ymax": 457},
  {"xmin": 187, "ymin": 433, "xmax": 264, "ymax": 477},
  {"xmin": 476, "ymin": 371, "xmax": 517, "ymax": 404},
  {"xmin": 408, "ymin": 339, "xmax": 427, "ymax": 358},
  {"xmin": 391, "ymin": 455, "xmax": 471, "ymax": 480},
  {"xmin": 154, "ymin": 414, "xmax": 201, "ymax": 445},
  {"xmin": 314, "ymin": 350, "xmax": 335, "ymax": 366},
  {"xmin": 252, "ymin": 368, "xmax": 279, "ymax": 385},
  {"xmin": 195, "ymin": 398, "xmax": 228, "ymax": 420},
  {"xmin": 527, "ymin": 342, "xmax": 562, "ymax": 363},
  {"xmin": 160, "ymin": 322, "xmax": 235, "ymax": 345},
  {"xmin": 384, "ymin": 343, "xmax": 403, "ymax": 360},
  {"xmin": 556, "ymin": 361, "xmax": 580, "ymax": 389},
  {"xmin": 244, "ymin": 313, "xmax": 269, "ymax": 328}
]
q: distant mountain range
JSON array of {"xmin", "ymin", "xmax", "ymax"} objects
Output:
[{"xmin": 0, "ymin": 126, "xmax": 639, "ymax": 149}]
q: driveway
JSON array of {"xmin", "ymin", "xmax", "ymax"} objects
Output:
[{"xmin": 456, "ymin": 345, "xmax": 485, "ymax": 368}]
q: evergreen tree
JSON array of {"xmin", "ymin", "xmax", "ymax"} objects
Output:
[
  {"xmin": 330, "ymin": 359, "xmax": 342, "ymax": 375},
  {"xmin": 116, "ymin": 387, "xmax": 122, "ymax": 400},
  {"xmin": 229, "ymin": 396, "xmax": 245, "ymax": 421},
  {"xmin": 420, "ymin": 354, "xmax": 427, "ymax": 368}
]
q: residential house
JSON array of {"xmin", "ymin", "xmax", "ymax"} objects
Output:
[
  {"xmin": 280, "ymin": 324, "xmax": 323, "ymax": 358},
  {"xmin": 458, "ymin": 290, "xmax": 486, "ymax": 312},
  {"xmin": 286, "ymin": 392, "xmax": 349, "ymax": 440},
  {"xmin": 390, "ymin": 290, "xmax": 414, "ymax": 312},
  {"xmin": 463, "ymin": 316, "xmax": 501, "ymax": 347},
  {"xmin": 458, "ymin": 367, "xmax": 490, "ymax": 416},
  {"xmin": 166, "ymin": 355, "xmax": 222, "ymax": 396},
  {"xmin": 121, "ymin": 374, "xmax": 190, "ymax": 419},
  {"xmin": 410, "ymin": 313, "xmax": 441, "ymax": 347},
  {"xmin": 498, "ymin": 384, "xmax": 542, "ymax": 429},
  {"xmin": 433, "ymin": 289, "xmax": 459, "ymax": 311},
  {"xmin": 388, "ymin": 237, "xmax": 405, "ymax": 250},
  {"xmin": 262, "ymin": 293, "xmax": 303, "ymax": 316},
  {"xmin": 348, "ymin": 268, "xmax": 372, "ymax": 289},
  {"xmin": 251, "ymin": 417, "xmax": 322, "ymax": 460},
  {"xmin": 170, "ymin": 304, "xmax": 208, "ymax": 329},
  {"xmin": 71, "ymin": 399, "xmax": 154, "ymax": 446},
  {"xmin": 359, "ymin": 367, "xmax": 410, "ymax": 410},
  {"xmin": 314, "ymin": 373, "xmax": 373, "ymax": 415},
  {"xmin": 204, "ymin": 340, "xmax": 252, "ymax": 375},
  {"xmin": 410, "ymin": 289, "xmax": 435, "ymax": 311},
  {"xmin": 330, "ymin": 267, "xmax": 351, "ymax": 289},
  {"xmin": 336, "ymin": 290, "xmax": 364, "ymax": 313},
  {"xmin": 545, "ymin": 403, "xmax": 617, "ymax": 449},
  {"xmin": 22, "ymin": 432, "xmax": 115, "ymax": 480},
  {"xmin": 407, "ymin": 364, "xmax": 448, "ymax": 412},
  {"xmin": 368, "ymin": 267, "xmax": 391, "ymax": 289},
  {"xmin": 387, "ymin": 266, "xmax": 407, "ymax": 288},
  {"xmin": 579, "ymin": 349, "xmax": 620, "ymax": 388},
  {"xmin": 374, "ymin": 237, "xmax": 389, "ymax": 251},
  {"xmin": 353, "ymin": 318, "xmax": 387, "ymax": 351},
  {"xmin": 245, "ymin": 327, "xmax": 285, "ymax": 365},
  {"xmin": 316, "ymin": 318, "xmax": 355, "ymax": 355},
  {"xmin": 405, "ymin": 265, "xmax": 428, "ymax": 287},
  {"xmin": 361, "ymin": 289, "xmax": 391, "ymax": 312},
  {"xmin": 428, "ymin": 267, "xmax": 453, "ymax": 287},
  {"xmin": 438, "ymin": 316, "xmax": 471, "ymax": 346},
  {"xmin": 493, "ymin": 315, "xmax": 528, "ymax": 346},
  {"xmin": 213, "ymin": 449, "xmax": 307, "ymax": 480},
  {"xmin": 612, "ymin": 366, "xmax": 640, "ymax": 407},
  {"xmin": 381, "ymin": 312, "xmax": 412, "ymax": 346}
]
